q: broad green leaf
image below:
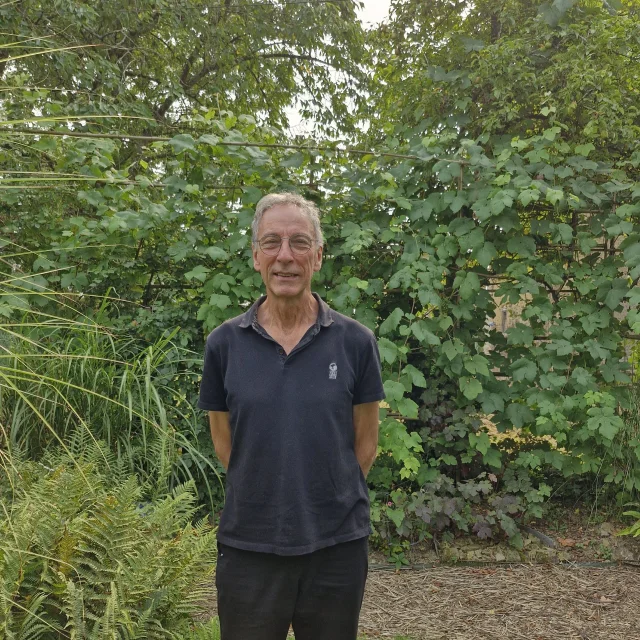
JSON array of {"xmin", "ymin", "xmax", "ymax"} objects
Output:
[
  {"xmin": 507, "ymin": 236, "xmax": 536, "ymax": 257},
  {"xmin": 483, "ymin": 447, "xmax": 503, "ymax": 469},
  {"xmin": 185, "ymin": 265, "xmax": 210, "ymax": 282},
  {"xmin": 551, "ymin": 223, "xmax": 574, "ymax": 244},
  {"xmin": 348, "ymin": 277, "xmax": 369, "ymax": 290},
  {"xmin": 442, "ymin": 340, "xmax": 461, "ymax": 361},
  {"xmin": 624, "ymin": 242, "xmax": 640, "ymax": 267},
  {"xmin": 378, "ymin": 337, "xmax": 398, "ymax": 364},
  {"xmin": 506, "ymin": 324, "xmax": 534, "ymax": 346},
  {"xmin": 542, "ymin": 126, "xmax": 561, "ymax": 141},
  {"xmin": 469, "ymin": 431, "xmax": 491, "ymax": 455},
  {"xmin": 418, "ymin": 288, "xmax": 441, "ymax": 307},
  {"xmin": 280, "ymin": 152, "xmax": 305, "ymax": 168},
  {"xmin": 571, "ymin": 367, "xmax": 594, "ymax": 387},
  {"xmin": 402, "ymin": 364, "xmax": 427, "ymax": 388},
  {"xmin": 545, "ymin": 188, "xmax": 563, "ymax": 204},
  {"xmin": 575, "ymin": 143, "xmax": 595, "ymax": 157},
  {"xmin": 506, "ymin": 403, "xmax": 534, "ymax": 428},
  {"xmin": 459, "ymin": 272, "xmax": 481, "ymax": 300},
  {"xmin": 460, "ymin": 377, "xmax": 482, "ymax": 400},
  {"xmin": 198, "ymin": 134, "xmax": 220, "ymax": 146},
  {"xmin": 379, "ymin": 308, "xmax": 404, "ymax": 335},
  {"xmin": 209, "ymin": 293, "xmax": 231, "ymax": 309},
  {"xmin": 242, "ymin": 186, "xmax": 263, "ymax": 204},
  {"xmin": 398, "ymin": 397, "xmax": 419, "ymax": 418},
  {"xmin": 474, "ymin": 242, "xmax": 497, "ymax": 268},
  {"xmin": 511, "ymin": 358, "xmax": 537, "ymax": 382},
  {"xmin": 458, "ymin": 228, "xmax": 484, "ymax": 253},
  {"xmin": 204, "ymin": 246, "xmax": 229, "ymax": 261},
  {"xmin": 383, "ymin": 380, "xmax": 405, "ymax": 402},
  {"xmin": 449, "ymin": 217, "xmax": 475, "ymax": 236},
  {"xmin": 553, "ymin": 0, "xmax": 577, "ymax": 14},
  {"xmin": 519, "ymin": 189, "xmax": 539, "ymax": 206},
  {"xmin": 460, "ymin": 36, "xmax": 485, "ymax": 51},
  {"xmin": 168, "ymin": 134, "xmax": 196, "ymax": 153},
  {"xmin": 386, "ymin": 508, "xmax": 405, "ymax": 529},
  {"xmin": 439, "ymin": 316, "xmax": 453, "ymax": 331},
  {"xmin": 411, "ymin": 321, "xmax": 441, "ymax": 345},
  {"xmin": 394, "ymin": 196, "xmax": 412, "ymax": 210},
  {"xmin": 604, "ymin": 286, "xmax": 627, "ymax": 310},
  {"xmin": 479, "ymin": 392, "xmax": 505, "ymax": 414}
]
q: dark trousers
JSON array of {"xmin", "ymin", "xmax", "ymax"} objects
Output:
[{"xmin": 216, "ymin": 537, "xmax": 369, "ymax": 640}]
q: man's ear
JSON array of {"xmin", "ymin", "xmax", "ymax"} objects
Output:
[
  {"xmin": 252, "ymin": 245, "xmax": 261, "ymax": 271},
  {"xmin": 313, "ymin": 244, "xmax": 323, "ymax": 273}
]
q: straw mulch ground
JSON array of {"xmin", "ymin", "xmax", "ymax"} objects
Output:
[{"xmin": 360, "ymin": 564, "xmax": 640, "ymax": 640}]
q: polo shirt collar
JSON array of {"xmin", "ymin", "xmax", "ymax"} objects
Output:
[{"xmin": 238, "ymin": 293, "xmax": 334, "ymax": 329}]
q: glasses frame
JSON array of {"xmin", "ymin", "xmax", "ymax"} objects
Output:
[{"xmin": 257, "ymin": 234, "xmax": 317, "ymax": 256}]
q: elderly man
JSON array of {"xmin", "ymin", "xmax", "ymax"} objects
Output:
[{"xmin": 198, "ymin": 193, "xmax": 384, "ymax": 640}]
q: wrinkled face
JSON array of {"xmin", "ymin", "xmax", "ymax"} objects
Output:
[{"xmin": 252, "ymin": 204, "xmax": 323, "ymax": 301}]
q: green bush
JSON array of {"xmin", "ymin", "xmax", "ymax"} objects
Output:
[
  {"xmin": 0, "ymin": 447, "xmax": 218, "ymax": 639},
  {"xmin": 0, "ymin": 264, "xmax": 223, "ymax": 510}
]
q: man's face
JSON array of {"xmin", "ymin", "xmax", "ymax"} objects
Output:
[{"xmin": 252, "ymin": 204, "xmax": 323, "ymax": 300}]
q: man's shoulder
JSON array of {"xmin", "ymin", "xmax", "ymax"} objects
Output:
[{"xmin": 205, "ymin": 310, "xmax": 250, "ymax": 346}]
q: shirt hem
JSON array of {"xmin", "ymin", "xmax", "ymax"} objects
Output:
[
  {"xmin": 353, "ymin": 391, "xmax": 385, "ymax": 405},
  {"xmin": 197, "ymin": 402, "xmax": 229, "ymax": 411},
  {"xmin": 216, "ymin": 526, "xmax": 371, "ymax": 556}
]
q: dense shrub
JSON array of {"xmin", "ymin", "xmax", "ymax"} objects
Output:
[{"xmin": 0, "ymin": 447, "xmax": 218, "ymax": 639}]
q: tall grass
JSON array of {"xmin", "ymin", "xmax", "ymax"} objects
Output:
[
  {"xmin": 0, "ymin": 255, "xmax": 221, "ymax": 507},
  {"xmin": 613, "ymin": 386, "xmax": 640, "ymax": 495}
]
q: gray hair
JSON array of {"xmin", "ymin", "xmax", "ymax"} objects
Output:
[{"xmin": 252, "ymin": 193, "xmax": 324, "ymax": 246}]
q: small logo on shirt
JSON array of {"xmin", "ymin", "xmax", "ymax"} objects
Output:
[{"xmin": 329, "ymin": 362, "xmax": 338, "ymax": 379}]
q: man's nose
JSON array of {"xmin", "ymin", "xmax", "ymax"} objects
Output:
[{"xmin": 276, "ymin": 238, "xmax": 295, "ymax": 260}]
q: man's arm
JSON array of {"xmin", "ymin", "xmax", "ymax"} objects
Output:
[
  {"xmin": 208, "ymin": 411, "xmax": 232, "ymax": 471},
  {"xmin": 353, "ymin": 401, "xmax": 380, "ymax": 478}
]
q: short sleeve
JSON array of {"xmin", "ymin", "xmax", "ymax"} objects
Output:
[
  {"xmin": 352, "ymin": 335, "xmax": 385, "ymax": 405},
  {"xmin": 197, "ymin": 334, "xmax": 229, "ymax": 411}
]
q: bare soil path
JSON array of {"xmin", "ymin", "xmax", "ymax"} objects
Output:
[
  {"xmin": 360, "ymin": 564, "xmax": 640, "ymax": 640},
  {"xmin": 360, "ymin": 518, "xmax": 640, "ymax": 639}
]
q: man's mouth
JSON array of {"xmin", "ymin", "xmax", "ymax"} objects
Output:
[{"xmin": 274, "ymin": 272, "xmax": 297, "ymax": 278}]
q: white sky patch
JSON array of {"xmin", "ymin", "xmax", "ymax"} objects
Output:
[{"xmin": 357, "ymin": 0, "xmax": 392, "ymax": 27}]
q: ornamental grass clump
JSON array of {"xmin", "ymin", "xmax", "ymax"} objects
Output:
[{"xmin": 0, "ymin": 259, "xmax": 222, "ymax": 508}]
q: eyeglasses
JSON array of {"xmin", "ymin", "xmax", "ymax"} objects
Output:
[{"xmin": 257, "ymin": 234, "xmax": 315, "ymax": 256}]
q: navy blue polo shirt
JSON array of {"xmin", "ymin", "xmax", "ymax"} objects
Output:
[{"xmin": 198, "ymin": 294, "xmax": 385, "ymax": 555}]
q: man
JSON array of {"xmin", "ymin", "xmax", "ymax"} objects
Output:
[{"xmin": 198, "ymin": 193, "xmax": 385, "ymax": 640}]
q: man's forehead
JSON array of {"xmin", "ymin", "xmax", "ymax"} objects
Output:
[{"xmin": 259, "ymin": 205, "xmax": 314, "ymax": 233}]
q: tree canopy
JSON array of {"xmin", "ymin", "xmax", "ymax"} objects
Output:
[{"xmin": 1, "ymin": 0, "xmax": 366, "ymax": 133}]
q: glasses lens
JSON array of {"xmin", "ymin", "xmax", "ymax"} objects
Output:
[
  {"xmin": 290, "ymin": 236, "xmax": 313, "ymax": 254},
  {"xmin": 259, "ymin": 237, "xmax": 282, "ymax": 254},
  {"xmin": 259, "ymin": 235, "xmax": 314, "ymax": 255}
]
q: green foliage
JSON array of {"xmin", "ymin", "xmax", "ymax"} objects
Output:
[
  {"xmin": 0, "ymin": 265, "xmax": 223, "ymax": 510},
  {"xmin": 619, "ymin": 507, "xmax": 640, "ymax": 538},
  {"xmin": 0, "ymin": 0, "xmax": 366, "ymax": 133},
  {"xmin": 0, "ymin": 447, "xmax": 218, "ymax": 639},
  {"xmin": 366, "ymin": 0, "xmax": 640, "ymax": 155},
  {"xmin": 2, "ymin": 0, "xmax": 640, "ymax": 554}
]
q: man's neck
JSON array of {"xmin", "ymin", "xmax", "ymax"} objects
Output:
[{"xmin": 258, "ymin": 292, "xmax": 318, "ymax": 334}]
